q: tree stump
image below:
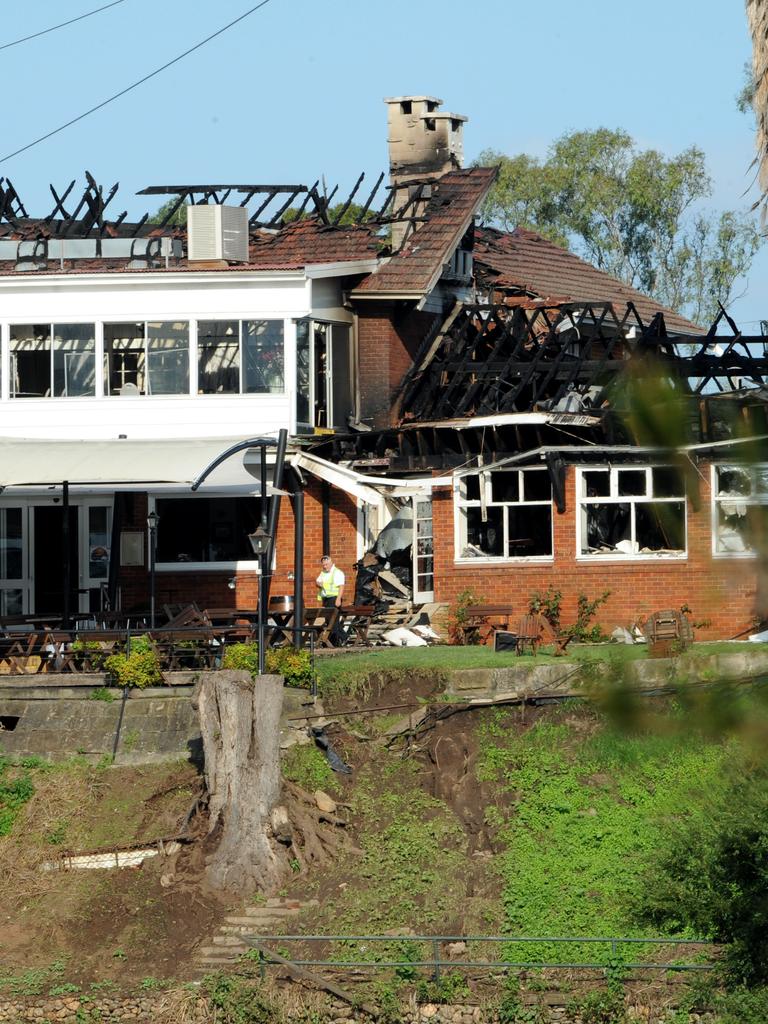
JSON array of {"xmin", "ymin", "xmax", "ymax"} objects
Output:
[{"xmin": 197, "ymin": 670, "xmax": 285, "ymax": 894}]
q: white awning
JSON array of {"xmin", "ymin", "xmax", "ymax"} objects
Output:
[{"xmin": 0, "ymin": 436, "xmax": 285, "ymax": 493}]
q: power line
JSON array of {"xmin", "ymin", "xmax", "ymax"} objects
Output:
[
  {"xmin": 0, "ymin": 0, "xmax": 276, "ymax": 165},
  {"xmin": 0, "ymin": 1, "xmax": 127, "ymax": 52}
]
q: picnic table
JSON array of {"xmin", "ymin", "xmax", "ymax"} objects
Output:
[
  {"xmin": 339, "ymin": 605, "xmax": 376, "ymax": 647},
  {"xmin": 460, "ymin": 605, "xmax": 515, "ymax": 646}
]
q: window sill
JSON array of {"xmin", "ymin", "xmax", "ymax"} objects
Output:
[
  {"xmin": 712, "ymin": 549, "xmax": 758, "ymax": 560},
  {"xmin": 156, "ymin": 561, "xmax": 261, "ymax": 572},
  {"xmin": 576, "ymin": 552, "xmax": 687, "ymax": 563},
  {"xmin": 454, "ymin": 556, "xmax": 554, "ymax": 566}
]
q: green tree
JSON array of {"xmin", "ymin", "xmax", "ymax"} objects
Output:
[
  {"xmin": 475, "ymin": 128, "xmax": 762, "ymax": 324},
  {"xmin": 638, "ymin": 760, "xmax": 768, "ymax": 986},
  {"xmin": 148, "ymin": 197, "xmax": 186, "ymax": 226}
]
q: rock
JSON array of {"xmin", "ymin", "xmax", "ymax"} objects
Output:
[
  {"xmin": 313, "ymin": 790, "xmax": 337, "ymax": 814},
  {"xmin": 420, "ymin": 1006, "xmax": 438, "ymax": 1019},
  {"xmin": 160, "ymin": 872, "xmax": 174, "ymax": 888},
  {"xmin": 271, "ymin": 804, "xmax": 293, "ymax": 844},
  {"xmin": 446, "ymin": 941, "xmax": 467, "ymax": 958}
]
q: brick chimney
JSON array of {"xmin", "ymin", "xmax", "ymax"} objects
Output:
[{"xmin": 384, "ymin": 96, "xmax": 467, "ymax": 249}]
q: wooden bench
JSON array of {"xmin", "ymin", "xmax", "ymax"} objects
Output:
[
  {"xmin": 461, "ymin": 605, "xmax": 515, "ymax": 646},
  {"xmin": 339, "ymin": 605, "xmax": 376, "ymax": 647}
]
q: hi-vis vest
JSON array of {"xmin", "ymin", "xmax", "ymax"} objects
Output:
[{"xmin": 317, "ymin": 566, "xmax": 344, "ymax": 599}]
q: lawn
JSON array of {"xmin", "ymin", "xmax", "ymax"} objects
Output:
[{"xmin": 314, "ymin": 640, "xmax": 763, "ymax": 697}]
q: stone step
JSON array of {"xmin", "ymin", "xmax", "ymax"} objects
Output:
[
  {"xmin": 197, "ymin": 945, "xmax": 245, "ymax": 959},
  {"xmin": 213, "ymin": 935, "xmax": 248, "ymax": 947},
  {"xmin": 224, "ymin": 909, "xmax": 300, "ymax": 924}
]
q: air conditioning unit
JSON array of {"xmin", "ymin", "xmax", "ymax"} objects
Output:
[{"xmin": 187, "ymin": 204, "xmax": 249, "ymax": 262}]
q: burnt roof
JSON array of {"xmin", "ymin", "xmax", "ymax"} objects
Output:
[
  {"xmin": 350, "ymin": 167, "xmax": 497, "ymax": 299},
  {"xmin": 474, "ymin": 226, "xmax": 702, "ymax": 335}
]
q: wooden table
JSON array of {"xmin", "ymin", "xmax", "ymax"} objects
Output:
[{"xmin": 300, "ymin": 606, "xmax": 340, "ymax": 648}]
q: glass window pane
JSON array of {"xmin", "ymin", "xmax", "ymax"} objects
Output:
[
  {"xmin": 155, "ymin": 497, "xmax": 262, "ymax": 563},
  {"xmin": 313, "ymin": 323, "xmax": 328, "ymax": 427},
  {"xmin": 490, "ymin": 472, "xmax": 519, "ymax": 503},
  {"xmin": 104, "ymin": 323, "xmax": 145, "ymax": 395},
  {"xmin": 652, "ymin": 466, "xmax": 684, "ymax": 498},
  {"xmin": 463, "ymin": 506, "xmax": 504, "ymax": 557},
  {"xmin": 618, "ymin": 469, "xmax": 647, "ymax": 497},
  {"xmin": 53, "ymin": 323, "xmax": 95, "ymax": 397},
  {"xmin": 88, "ymin": 507, "xmax": 110, "ymax": 580},
  {"xmin": 508, "ymin": 505, "xmax": 552, "ymax": 556},
  {"xmin": 523, "ymin": 469, "xmax": 552, "ymax": 501},
  {"xmin": 715, "ymin": 500, "xmax": 752, "ymax": 553},
  {"xmin": 463, "ymin": 475, "xmax": 481, "ymax": 501},
  {"xmin": 582, "ymin": 470, "xmax": 609, "ymax": 498},
  {"xmin": 147, "ymin": 321, "xmax": 189, "ymax": 395},
  {"xmin": 330, "ymin": 324, "xmax": 353, "ymax": 429},
  {"xmin": 198, "ymin": 320, "xmax": 240, "ymax": 394},
  {"xmin": 636, "ymin": 501, "xmax": 685, "ymax": 551},
  {"xmin": 243, "ymin": 320, "xmax": 284, "ymax": 394},
  {"xmin": 10, "ymin": 324, "xmax": 50, "ymax": 398},
  {"xmin": 296, "ymin": 320, "xmax": 311, "ymax": 426},
  {"xmin": 582, "ymin": 503, "xmax": 631, "ymax": 553},
  {"xmin": 716, "ymin": 466, "xmax": 751, "ymax": 497},
  {"xmin": 0, "ymin": 508, "xmax": 23, "ymax": 579}
]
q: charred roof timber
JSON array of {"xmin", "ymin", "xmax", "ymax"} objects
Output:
[
  {"xmin": 0, "ymin": 173, "xmax": 435, "ymax": 263},
  {"xmin": 397, "ymin": 301, "xmax": 768, "ymax": 423}
]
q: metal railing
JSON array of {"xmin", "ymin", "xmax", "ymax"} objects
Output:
[{"xmin": 246, "ymin": 934, "xmax": 716, "ymax": 982}]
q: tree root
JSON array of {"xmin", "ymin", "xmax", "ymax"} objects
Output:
[{"xmin": 281, "ymin": 780, "xmax": 361, "ymax": 875}]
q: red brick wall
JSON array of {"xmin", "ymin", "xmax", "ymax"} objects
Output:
[
  {"xmin": 432, "ymin": 465, "xmax": 759, "ymax": 640},
  {"xmin": 356, "ymin": 305, "xmax": 437, "ymax": 427},
  {"xmin": 117, "ymin": 484, "xmax": 359, "ymax": 614}
]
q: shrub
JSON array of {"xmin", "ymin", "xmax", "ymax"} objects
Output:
[
  {"xmin": 202, "ymin": 973, "xmax": 284, "ymax": 1024},
  {"xmin": 222, "ymin": 643, "xmax": 312, "ymax": 687},
  {"xmin": 528, "ymin": 586, "xmax": 562, "ymax": 632},
  {"xmin": 104, "ymin": 636, "xmax": 163, "ymax": 689},
  {"xmin": 638, "ymin": 763, "xmax": 768, "ymax": 986},
  {"xmin": 447, "ymin": 588, "xmax": 485, "ymax": 645},
  {"xmin": 566, "ymin": 590, "xmax": 611, "ymax": 642},
  {"xmin": 70, "ymin": 639, "xmax": 110, "ymax": 672}
]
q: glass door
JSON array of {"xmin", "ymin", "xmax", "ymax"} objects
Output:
[
  {"xmin": 0, "ymin": 507, "xmax": 30, "ymax": 617},
  {"xmin": 412, "ymin": 496, "xmax": 434, "ymax": 603},
  {"xmin": 79, "ymin": 502, "xmax": 113, "ymax": 613}
]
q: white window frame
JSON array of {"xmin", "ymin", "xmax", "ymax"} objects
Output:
[
  {"xmin": 9, "ymin": 321, "xmax": 99, "ymax": 399},
  {"xmin": 711, "ymin": 463, "xmax": 768, "ymax": 559},
  {"xmin": 454, "ymin": 466, "xmax": 554, "ymax": 564},
  {"xmin": 576, "ymin": 465, "xmax": 687, "ymax": 562},
  {"xmin": 195, "ymin": 317, "xmax": 287, "ymax": 396}
]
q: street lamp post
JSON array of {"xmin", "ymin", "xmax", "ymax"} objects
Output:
[
  {"xmin": 248, "ymin": 524, "xmax": 272, "ymax": 675},
  {"xmin": 147, "ymin": 509, "xmax": 159, "ymax": 629}
]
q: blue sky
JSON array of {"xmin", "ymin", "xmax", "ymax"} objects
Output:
[{"xmin": 1, "ymin": 0, "xmax": 764, "ymax": 326}]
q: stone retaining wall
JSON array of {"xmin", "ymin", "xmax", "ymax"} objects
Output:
[
  {"xmin": 0, "ymin": 994, "xmax": 715, "ymax": 1023},
  {"xmin": 0, "ymin": 678, "xmax": 313, "ymax": 763}
]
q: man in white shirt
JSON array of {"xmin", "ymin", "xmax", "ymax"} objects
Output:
[{"xmin": 316, "ymin": 555, "xmax": 346, "ymax": 645}]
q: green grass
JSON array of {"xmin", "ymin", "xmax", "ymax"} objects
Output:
[
  {"xmin": 476, "ymin": 703, "xmax": 732, "ymax": 963},
  {"xmin": 0, "ymin": 757, "xmax": 37, "ymax": 836},
  {"xmin": 314, "ymin": 641, "xmax": 764, "ymax": 698}
]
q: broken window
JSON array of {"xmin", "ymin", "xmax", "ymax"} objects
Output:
[
  {"xmin": 103, "ymin": 322, "xmax": 189, "ymax": 395},
  {"xmin": 10, "ymin": 323, "xmax": 96, "ymax": 398},
  {"xmin": 294, "ymin": 320, "xmax": 354, "ymax": 432},
  {"xmin": 456, "ymin": 467, "xmax": 553, "ymax": 559},
  {"xmin": 154, "ymin": 496, "xmax": 263, "ymax": 565},
  {"xmin": 713, "ymin": 464, "xmax": 768, "ymax": 555},
  {"xmin": 578, "ymin": 466, "xmax": 686, "ymax": 557}
]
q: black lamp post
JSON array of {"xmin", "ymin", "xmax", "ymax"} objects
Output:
[
  {"xmin": 147, "ymin": 509, "xmax": 159, "ymax": 628},
  {"xmin": 248, "ymin": 524, "xmax": 272, "ymax": 675}
]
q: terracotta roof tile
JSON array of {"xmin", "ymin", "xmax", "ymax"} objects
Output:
[
  {"xmin": 474, "ymin": 226, "xmax": 702, "ymax": 334},
  {"xmin": 351, "ymin": 167, "xmax": 497, "ymax": 297}
]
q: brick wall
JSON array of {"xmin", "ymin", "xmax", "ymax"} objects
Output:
[
  {"xmin": 117, "ymin": 483, "xmax": 360, "ymax": 614},
  {"xmin": 432, "ymin": 465, "xmax": 759, "ymax": 640},
  {"xmin": 357, "ymin": 304, "xmax": 438, "ymax": 427}
]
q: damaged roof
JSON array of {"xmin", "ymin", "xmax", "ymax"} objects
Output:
[
  {"xmin": 474, "ymin": 226, "xmax": 702, "ymax": 335},
  {"xmin": 350, "ymin": 167, "xmax": 497, "ymax": 300}
]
